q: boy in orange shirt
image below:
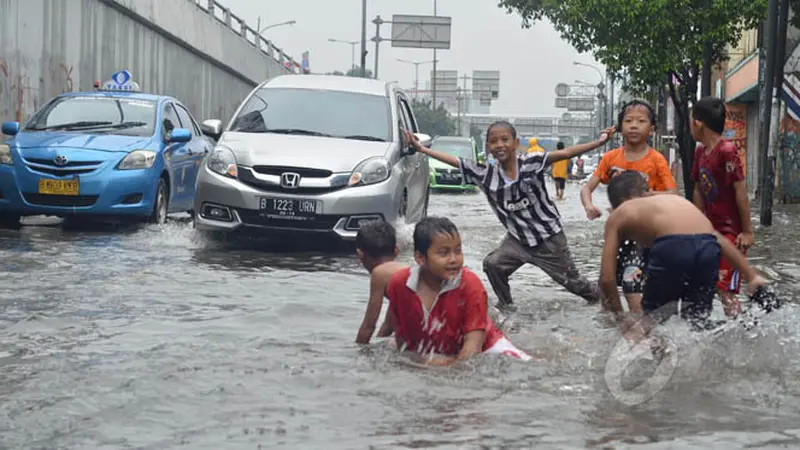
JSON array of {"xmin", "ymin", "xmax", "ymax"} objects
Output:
[
  {"xmin": 580, "ymin": 99, "xmax": 678, "ymax": 313},
  {"xmin": 551, "ymin": 142, "xmax": 569, "ymax": 200}
]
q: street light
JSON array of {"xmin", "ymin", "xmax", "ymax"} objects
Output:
[
  {"xmin": 256, "ymin": 19, "xmax": 296, "ymax": 34},
  {"xmin": 329, "ymin": 38, "xmax": 359, "ymax": 70},
  {"xmin": 396, "ymin": 58, "xmax": 437, "ymax": 99},
  {"xmin": 574, "ymin": 61, "xmax": 609, "ymax": 130}
]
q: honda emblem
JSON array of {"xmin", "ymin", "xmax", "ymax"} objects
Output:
[{"xmin": 280, "ymin": 172, "xmax": 301, "ymax": 189}]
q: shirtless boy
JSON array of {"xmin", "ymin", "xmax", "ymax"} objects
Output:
[
  {"xmin": 354, "ymin": 220, "xmax": 406, "ymax": 344},
  {"xmin": 599, "ymin": 171, "xmax": 767, "ymax": 333}
]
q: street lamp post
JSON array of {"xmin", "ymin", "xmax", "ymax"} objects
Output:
[
  {"xmin": 330, "ymin": 38, "xmax": 359, "ymax": 70},
  {"xmin": 574, "ymin": 61, "xmax": 608, "ymax": 129},
  {"xmin": 256, "ymin": 18, "xmax": 297, "ymax": 34},
  {"xmin": 396, "ymin": 58, "xmax": 437, "ymax": 99}
]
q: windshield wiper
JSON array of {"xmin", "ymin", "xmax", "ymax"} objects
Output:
[
  {"xmin": 266, "ymin": 128, "xmax": 333, "ymax": 137},
  {"xmin": 30, "ymin": 121, "xmax": 113, "ymax": 131},
  {"xmin": 94, "ymin": 121, "xmax": 148, "ymax": 130},
  {"xmin": 341, "ymin": 135, "xmax": 386, "ymax": 142}
]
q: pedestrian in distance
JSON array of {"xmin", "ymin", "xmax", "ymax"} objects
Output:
[
  {"xmin": 403, "ymin": 122, "xmax": 615, "ymax": 311},
  {"xmin": 690, "ymin": 96, "xmax": 755, "ymax": 318},
  {"xmin": 580, "ymin": 99, "xmax": 678, "ymax": 314},
  {"xmin": 551, "ymin": 141, "xmax": 569, "ymax": 200}
]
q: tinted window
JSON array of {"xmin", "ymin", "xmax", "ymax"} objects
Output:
[
  {"xmin": 229, "ymin": 88, "xmax": 391, "ymax": 142},
  {"xmin": 431, "ymin": 140, "xmax": 474, "ymax": 159},
  {"xmin": 162, "ymin": 104, "xmax": 181, "ymax": 140},
  {"xmin": 26, "ymin": 96, "xmax": 157, "ymax": 136},
  {"xmin": 174, "ymin": 104, "xmax": 200, "ymax": 136},
  {"xmin": 398, "ymin": 98, "xmax": 417, "ymax": 132}
]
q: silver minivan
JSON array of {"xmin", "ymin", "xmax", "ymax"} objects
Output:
[{"xmin": 193, "ymin": 74, "xmax": 431, "ymax": 241}]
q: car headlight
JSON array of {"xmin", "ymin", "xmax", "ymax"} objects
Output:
[
  {"xmin": 207, "ymin": 146, "xmax": 238, "ymax": 178},
  {"xmin": 349, "ymin": 157, "xmax": 391, "ymax": 186},
  {"xmin": 0, "ymin": 145, "xmax": 12, "ymax": 165},
  {"xmin": 117, "ymin": 150, "xmax": 156, "ymax": 170}
]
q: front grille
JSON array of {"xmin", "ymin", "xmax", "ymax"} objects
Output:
[
  {"xmin": 238, "ymin": 167, "xmax": 345, "ymax": 194},
  {"xmin": 251, "ymin": 166, "xmax": 333, "ymax": 178},
  {"xmin": 435, "ymin": 177, "xmax": 464, "ymax": 186},
  {"xmin": 435, "ymin": 168, "xmax": 460, "ymax": 175},
  {"xmin": 23, "ymin": 193, "xmax": 98, "ymax": 207},
  {"xmin": 24, "ymin": 157, "xmax": 104, "ymax": 176},
  {"xmin": 236, "ymin": 208, "xmax": 341, "ymax": 231}
]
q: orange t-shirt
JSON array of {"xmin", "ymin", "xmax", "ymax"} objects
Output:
[{"xmin": 594, "ymin": 147, "xmax": 677, "ymax": 191}]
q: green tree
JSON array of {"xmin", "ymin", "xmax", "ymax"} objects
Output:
[
  {"xmin": 498, "ymin": 0, "xmax": 768, "ymax": 198},
  {"xmin": 346, "ymin": 67, "xmax": 374, "ymax": 78},
  {"xmin": 411, "ymin": 99, "xmax": 456, "ymax": 137}
]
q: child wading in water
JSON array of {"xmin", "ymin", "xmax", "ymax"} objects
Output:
[
  {"xmin": 354, "ymin": 220, "xmax": 407, "ymax": 344},
  {"xmin": 580, "ymin": 99, "xmax": 678, "ymax": 314},
  {"xmin": 690, "ymin": 97, "xmax": 755, "ymax": 317},
  {"xmin": 386, "ymin": 217, "xmax": 532, "ymax": 365},
  {"xmin": 405, "ymin": 123, "xmax": 614, "ymax": 310}
]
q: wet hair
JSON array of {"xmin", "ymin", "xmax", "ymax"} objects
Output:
[
  {"xmin": 557, "ymin": 141, "xmax": 565, "ymax": 150},
  {"xmin": 692, "ymin": 96, "xmax": 726, "ymax": 135},
  {"xmin": 607, "ymin": 171, "xmax": 649, "ymax": 209},
  {"xmin": 414, "ymin": 217, "xmax": 460, "ymax": 254},
  {"xmin": 617, "ymin": 99, "xmax": 656, "ymax": 131},
  {"xmin": 355, "ymin": 220, "xmax": 396, "ymax": 258},
  {"xmin": 486, "ymin": 120, "xmax": 517, "ymax": 139}
]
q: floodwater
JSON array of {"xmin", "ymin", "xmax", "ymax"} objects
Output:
[{"xmin": 2, "ymin": 182, "xmax": 800, "ymax": 449}]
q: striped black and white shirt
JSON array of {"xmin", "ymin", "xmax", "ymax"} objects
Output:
[{"xmin": 459, "ymin": 152, "xmax": 562, "ymax": 247}]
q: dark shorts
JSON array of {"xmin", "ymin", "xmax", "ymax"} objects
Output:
[
  {"xmin": 642, "ymin": 234, "xmax": 720, "ymax": 323},
  {"xmin": 554, "ymin": 177, "xmax": 566, "ymax": 190},
  {"xmin": 616, "ymin": 240, "xmax": 647, "ymax": 294}
]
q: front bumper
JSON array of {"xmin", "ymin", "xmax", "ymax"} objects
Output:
[
  {"xmin": 193, "ymin": 164, "xmax": 402, "ymax": 241},
  {"xmin": 0, "ymin": 164, "xmax": 159, "ymax": 218},
  {"xmin": 429, "ymin": 171, "xmax": 476, "ymax": 191}
]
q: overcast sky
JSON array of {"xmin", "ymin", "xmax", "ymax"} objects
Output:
[{"xmin": 221, "ymin": 0, "xmax": 604, "ymax": 117}]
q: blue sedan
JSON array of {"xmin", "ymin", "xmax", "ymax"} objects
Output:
[{"xmin": 0, "ymin": 81, "xmax": 214, "ymax": 227}]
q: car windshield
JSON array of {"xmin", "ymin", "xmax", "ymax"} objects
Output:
[
  {"xmin": 431, "ymin": 141, "xmax": 474, "ymax": 159},
  {"xmin": 228, "ymin": 88, "xmax": 391, "ymax": 142},
  {"xmin": 25, "ymin": 96, "xmax": 157, "ymax": 137}
]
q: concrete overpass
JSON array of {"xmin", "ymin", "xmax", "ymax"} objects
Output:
[
  {"xmin": 0, "ymin": 0, "xmax": 296, "ymax": 125},
  {"xmin": 460, "ymin": 113, "xmax": 598, "ymax": 144}
]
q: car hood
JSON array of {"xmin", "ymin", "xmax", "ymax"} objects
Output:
[
  {"xmin": 218, "ymin": 132, "xmax": 393, "ymax": 173},
  {"xmin": 11, "ymin": 131, "xmax": 155, "ymax": 153},
  {"xmin": 428, "ymin": 157, "xmax": 458, "ymax": 170}
]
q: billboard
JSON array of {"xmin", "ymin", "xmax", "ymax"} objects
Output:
[
  {"xmin": 472, "ymin": 70, "xmax": 500, "ymax": 106},
  {"xmin": 391, "ymin": 15, "xmax": 452, "ymax": 49},
  {"xmin": 430, "ymin": 69, "xmax": 458, "ymax": 98}
]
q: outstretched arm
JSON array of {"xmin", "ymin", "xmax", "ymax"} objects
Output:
[
  {"xmin": 404, "ymin": 130, "xmax": 460, "ymax": 168},
  {"xmin": 355, "ymin": 272, "xmax": 391, "ymax": 344},
  {"xmin": 546, "ymin": 126, "xmax": 616, "ymax": 165}
]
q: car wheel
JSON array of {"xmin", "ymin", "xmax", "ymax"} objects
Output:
[
  {"xmin": 149, "ymin": 177, "xmax": 169, "ymax": 224},
  {"xmin": 0, "ymin": 214, "xmax": 21, "ymax": 230}
]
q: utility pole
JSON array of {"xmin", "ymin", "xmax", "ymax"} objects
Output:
[
  {"xmin": 763, "ymin": 0, "xmax": 790, "ymax": 226},
  {"xmin": 431, "ymin": 0, "xmax": 438, "ymax": 108},
  {"xmin": 360, "ymin": 0, "xmax": 367, "ymax": 77},
  {"xmin": 372, "ymin": 16, "xmax": 385, "ymax": 79},
  {"xmin": 759, "ymin": 0, "xmax": 780, "ymax": 225}
]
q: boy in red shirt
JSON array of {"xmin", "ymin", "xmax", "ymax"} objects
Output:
[
  {"xmin": 385, "ymin": 217, "xmax": 532, "ymax": 366},
  {"xmin": 690, "ymin": 97, "xmax": 755, "ymax": 317}
]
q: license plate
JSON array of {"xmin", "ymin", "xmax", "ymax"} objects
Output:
[
  {"xmin": 38, "ymin": 178, "xmax": 79, "ymax": 196},
  {"xmin": 259, "ymin": 197, "xmax": 319, "ymax": 220}
]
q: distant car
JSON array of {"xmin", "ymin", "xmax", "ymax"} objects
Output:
[
  {"xmin": 428, "ymin": 136, "xmax": 480, "ymax": 192},
  {"xmin": 0, "ymin": 70, "xmax": 215, "ymax": 227},
  {"xmin": 193, "ymin": 74, "xmax": 431, "ymax": 241}
]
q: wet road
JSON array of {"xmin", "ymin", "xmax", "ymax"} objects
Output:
[{"xmin": 2, "ymin": 181, "xmax": 800, "ymax": 449}]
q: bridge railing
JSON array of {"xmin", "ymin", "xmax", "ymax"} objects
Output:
[{"xmin": 189, "ymin": 0, "xmax": 298, "ymax": 72}]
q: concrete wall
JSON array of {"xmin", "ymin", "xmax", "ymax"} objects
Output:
[{"xmin": 0, "ymin": 0, "xmax": 294, "ymax": 126}]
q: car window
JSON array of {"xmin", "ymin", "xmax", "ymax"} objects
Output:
[
  {"xmin": 25, "ymin": 96, "xmax": 157, "ymax": 137},
  {"xmin": 431, "ymin": 141, "xmax": 474, "ymax": 159},
  {"xmin": 174, "ymin": 104, "xmax": 201, "ymax": 136},
  {"xmin": 397, "ymin": 96, "xmax": 412, "ymax": 132},
  {"xmin": 162, "ymin": 103, "xmax": 181, "ymax": 140},
  {"xmin": 398, "ymin": 97, "xmax": 417, "ymax": 133},
  {"xmin": 229, "ymin": 87, "xmax": 392, "ymax": 142}
]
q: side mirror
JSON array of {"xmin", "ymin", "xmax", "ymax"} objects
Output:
[
  {"xmin": 201, "ymin": 119, "xmax": 223, "ymax": 140},
  {"xmin": 2, "ymin": 122, "xmax": 20, "ymax": 136},
  {"xmin": 415, "ymin": 132, "xmax": 432, "ymax": 147},
  {"xmin": 169, "ymin": 128, "xmax": 192, "ymax": 143}
]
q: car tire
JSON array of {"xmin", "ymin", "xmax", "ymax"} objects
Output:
[
  {"xmin": 149, "ymin": 177, "xmax": 169, "ymax": 224},
  {"xmin": 0, "ymin": 214, "xmax": 21, "ymax": 230}
]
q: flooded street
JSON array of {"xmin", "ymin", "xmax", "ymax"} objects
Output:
[{"xmin": 2, "ymin": 182, "xmax": 800, "ymax": 449}]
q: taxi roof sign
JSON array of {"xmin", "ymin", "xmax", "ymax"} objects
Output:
[{"xmin": 99, "ymin": 70, "xmax": 142, "ymax": 92}]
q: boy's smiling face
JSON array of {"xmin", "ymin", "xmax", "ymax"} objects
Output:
[
  {"xmin": 486, "ymin": 126, "xmax": 519, "ymax": 164},
  {"xmin": 415, "ymin": 231, "xmax": 464, "ymax": 281}
]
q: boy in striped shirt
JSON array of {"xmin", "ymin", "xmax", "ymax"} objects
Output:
[{"xmin": 404, "ymin": 123, "xmax": 614, "ymax": 310}]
